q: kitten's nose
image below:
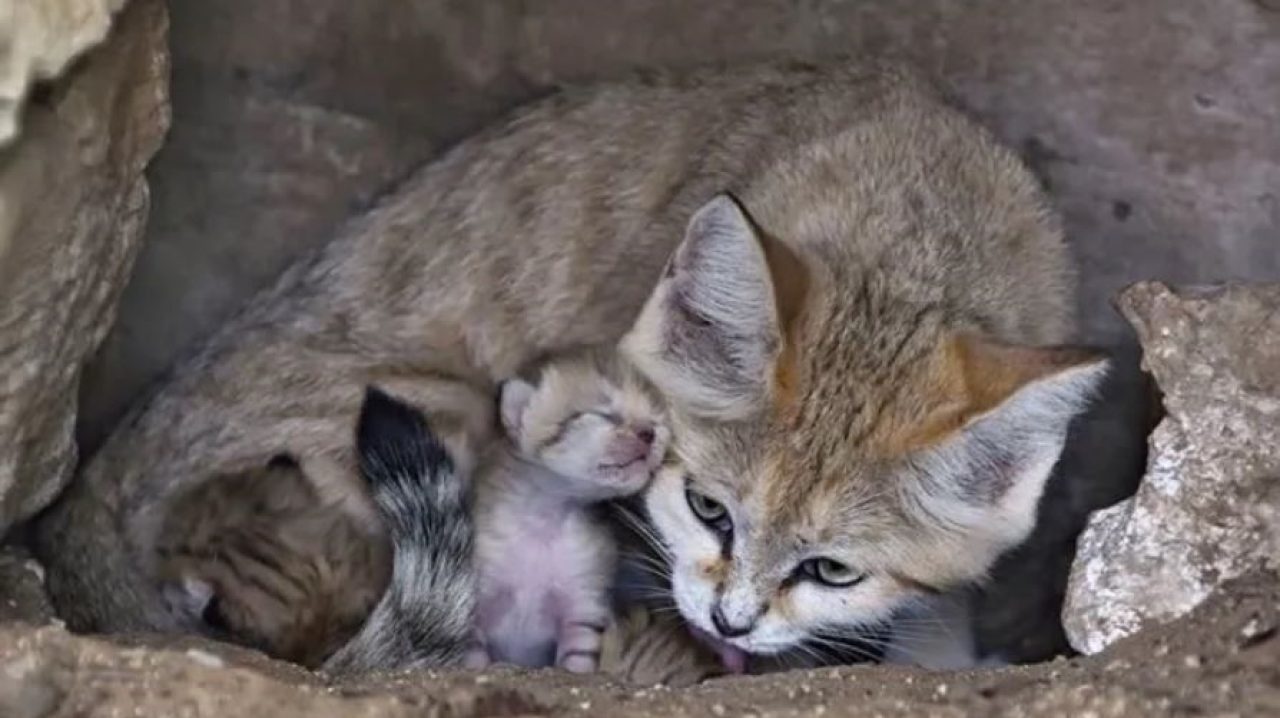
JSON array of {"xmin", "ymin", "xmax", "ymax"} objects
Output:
[
  {"xmin": 635, "ymin": 424, "xmax": 656, "ymax": 445},
  {"xmin": 711, "ymin": 605, "xmax": 753, "ymax": 638}
]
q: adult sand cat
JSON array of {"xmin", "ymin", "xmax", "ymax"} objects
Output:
[{"xmin": 37, "ymin": 60, "xmax": 1105, "ymax": 662}]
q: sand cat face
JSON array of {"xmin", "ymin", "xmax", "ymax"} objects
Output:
[
  {"xmin": 624, "ymin": 195, "xmax": 1106, "ymax": 657},
  {"xmin": 499, "ymin": 351, "xmax": 670, "ymax": 500}
]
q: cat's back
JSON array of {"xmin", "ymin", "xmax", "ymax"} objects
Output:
[{"xmin": 332, "ymin": 58, "xmax": 1067, "ymax": 372}]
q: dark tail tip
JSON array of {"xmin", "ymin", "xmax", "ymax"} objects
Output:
[{"xmin": 356, "ymin": 386, "xmax": 453, "ymax": 485}]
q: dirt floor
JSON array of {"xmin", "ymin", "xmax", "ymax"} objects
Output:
[{"xmin": 1, "ymin": 570, "xmax": 1276, "ymax": 717}]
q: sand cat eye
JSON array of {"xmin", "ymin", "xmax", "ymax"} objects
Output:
[
  {"xmin": 799, "ymin": 558, "xmax": 865, "ymax": 588},
  {"xmin": 684, "ymin": 485, "xmax": 731, "ymax": 534}
]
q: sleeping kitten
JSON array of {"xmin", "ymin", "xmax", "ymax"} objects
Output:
[
  {"xmin": 154, "ymin": 454, "xmax": 389, "ymax": 668},
  {"xmin": 156, "ymin": 387, "xmax": 476, "ymax": 674},
  {"xmin": 467, "ymin": 349, "xmax": 668, "ymax": 673}
]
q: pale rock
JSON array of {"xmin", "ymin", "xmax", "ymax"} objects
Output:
[
  {"xmin": 0, "ymin": 0, "xmax": 128, "ymax": 144},
  {"xmin": 0, "ymin": 0, "xmax": 169, "ymax": 534},
  {"xmin": 1063, "ymin": 282, "xmax": 1280, "ymax": 654}
]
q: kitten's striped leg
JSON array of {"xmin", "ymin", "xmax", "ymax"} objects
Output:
[{"xmin": 556, "ymin": 617, "xmax": 608, "ymax": 673}]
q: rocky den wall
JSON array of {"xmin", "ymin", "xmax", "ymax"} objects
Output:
[{"xmin": 0, "ymin": 0, "xmax": 168, "ymax": 535}]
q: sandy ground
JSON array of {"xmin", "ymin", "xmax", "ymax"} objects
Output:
[{"xmin": 1, "ymin": 569, "xmax": 1275, "ymax": 717}]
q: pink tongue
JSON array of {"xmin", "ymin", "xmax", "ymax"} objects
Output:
[
  {"xmin": 690, "ymin": 626, "xmax": 750, "ymax": 674},
  {"xmin": 717, "ymin": 643, "xmax": 749, "ymax": 674}
]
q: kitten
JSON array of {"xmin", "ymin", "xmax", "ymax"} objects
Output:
[
  {"xmin": 41, "ymin": 61, "xmax": 1105, "ymax": 664},
  {"xmin": 158, "ymin": 387, "xmax": 475, "ymax": 673},
  {"xmin": 154, "ymin": 454, "xmax": 389, "ymax": 669},
  {"xmin": 321, "ymin": 386, "xmax": 476, "ymax": 674},
  {"xmin": 599, "ymin": 604, "xmax": 724, "ymax": 688},
  {"xmin": 467, "ymin": 349, "xmax": 668, "ymax": 673}
]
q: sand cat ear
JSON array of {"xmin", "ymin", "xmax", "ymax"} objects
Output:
[
  {"xmin": 621, "ymin": 194, "xmax": 783, "ymax": 420},
  {"xmin": 908, "ymin": 335, "xmax": 1109, "ymax": 553},
  {"xmin": 951, "ymin": 335, "xmax": 1108, "ymax": 429},
  {"xmin": 499, "ymin": 379, "xmax": 537, "ymax": 437}
]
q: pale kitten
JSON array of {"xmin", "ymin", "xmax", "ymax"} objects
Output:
[{"xmin": 468, "ymin": 349, "xmax": 669, "ymax": 673}]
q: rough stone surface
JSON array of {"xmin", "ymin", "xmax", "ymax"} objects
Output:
[
  {"xmin": 1, "ymin": 571, "xmax": 1277, "ymax": 717},
  {"xmin": 0, "ymin": 0, "xmax": 169, "ymax": 535},
  {"xmin": 1064, "ymin": 282, "xmax": 1280, "ymax": 655},
  {"xmin": 0, "ymin": 0, "xmax": 127, "ymax": 144}
]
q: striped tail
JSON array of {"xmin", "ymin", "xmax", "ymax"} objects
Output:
[{"xmin": 323, "ymin": 387, "xmax": 476, "ymax": 674}]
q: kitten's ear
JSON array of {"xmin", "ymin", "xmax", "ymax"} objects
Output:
[
  {"xmin": 621, "ymin": 194, "xmax": 786, "ymax": 420},
  {"xmin": 499, "ymin": 379, "xmax": 537, "ymax": 437},
  {"xmin": 908, "ymin": 335, "xmax": 1109, "ymax": 554}
]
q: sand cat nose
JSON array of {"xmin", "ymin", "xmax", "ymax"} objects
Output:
[{"xmin": 711, "ymin": 604, "xmax": 753, "ymax": 638}]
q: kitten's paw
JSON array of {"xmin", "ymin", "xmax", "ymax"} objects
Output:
[
  {"xmin": 559, "ymin": 652, "xmax": 599, "ymax": 674},
  {"xmin": 557, "ymin": 616, "xmax": 606, "ymax": 674},
  {"xmin": 463, "ymin": 647, "xmax": 492, "ymax": 669}
]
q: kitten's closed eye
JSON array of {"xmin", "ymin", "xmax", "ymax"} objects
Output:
[
  {"xmin": 586, "ymin": 410, "xmax": 623, "ymax": 426},
  {"xmin": 565, "ymin": 410, "xmax": 622, "ymax": 432}
]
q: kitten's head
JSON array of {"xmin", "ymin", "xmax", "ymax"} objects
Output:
[
  {"xmin": 156, "ymin": 456, "xmax": 389, "ymax": 668},
  {"xmin": 499, "ymin": 351, "xmax": 670, "ymax": 499},
  {"xmin": 621, "ymin": 194, "xmax": 1107, "ymax": 656}
]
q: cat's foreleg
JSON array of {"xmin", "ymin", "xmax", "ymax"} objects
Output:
[{"xmin": 556, "ymin": 607, "xmax": 610, "ymax": 673}]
